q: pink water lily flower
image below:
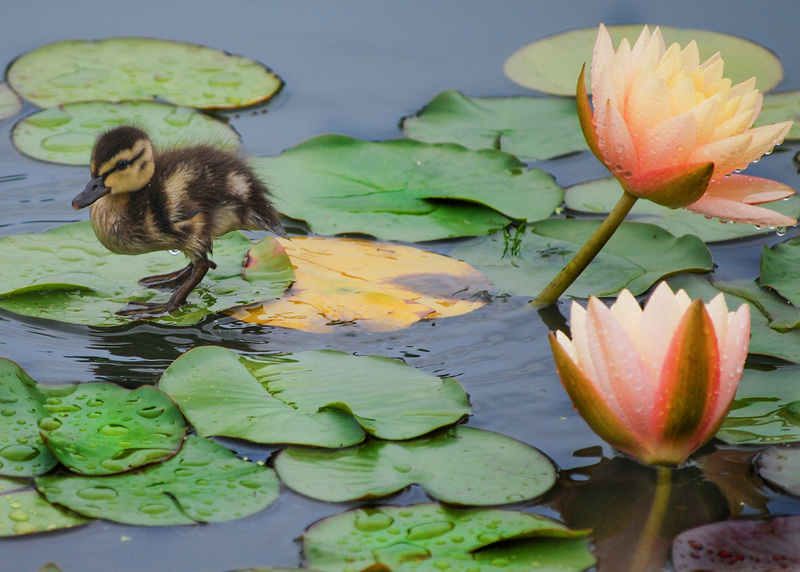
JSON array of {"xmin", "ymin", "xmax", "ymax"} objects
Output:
[
  {"xmin": 580, "ymin": 24, "xmax": 795, "ymax": 228},
  {"xmin": 549, "ymin": 282, "xmax": 750, "ymax": 466}
]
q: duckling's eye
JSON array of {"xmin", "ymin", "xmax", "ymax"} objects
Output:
[{"xmin": 115, "ymin": 159, "xmax": 131, "ymax": 170}]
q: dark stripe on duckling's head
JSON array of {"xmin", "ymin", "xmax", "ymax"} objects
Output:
[{"xmin": 92, "ymin": 126, "xmax": 156, "ymax": 194}]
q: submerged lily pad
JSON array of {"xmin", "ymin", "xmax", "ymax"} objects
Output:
[
  {"xmin": 672, "ymin": 515, "xmax": 800, "ymax": 571},
  {"xmin": 158, "ymin": 346, "xmax": 470, "ymax": 447},
  {"xmin": 0, "ymin": 222, "xmax": 294, "ymax": 327},
  {"xmin": 7, "ymin": 37, "xmax": 283, "ymax": 109},
  {"xmin": 230, "ymin": 236, "xmax": 490, "ymax": 332},
  {"xmin": 453, "ymin": 220, "xmax": 712, "ymax": 297},
  {"xmin": 667, "ymin": 274, "xmax": 800, "ymax": 363},
  {"xmin": 756, "ymin": 446, "xmax": 800, "ymax": 497},
  {"xmin": 36, "ymin": 436, "xmax": 279, "ymax": 526},
  {"xmin": 275, "ymin": 426, "xmax": 556, "ymax": 505},
  {"xmin": 12, "ymin": 100, "xmax": 240, "ymax": 165},
  {"xmin": 0, "ymin": 83, "xmax": 22, "ymax": 120},
  {"xmin": 0, "ymin": 489, "xmax": 91, "ymax": 537},
  {"xmin": 505, "ymin": 25, "xmax": 783, "ymax": 96},
  {"xmin": 565, "ymin": 178, "xmax": 800, "ymax": 242},
  {"xmin": 303, "ymin": 503, "xmax": 595, "ymax": 572},
  {"xmin": 252, "ymin": 134, "xmax": 563, "ymax": 241},
  {"xmin": 717, "ymin": 367, "xmax": 800, "ymax": 445},
  {"xmin": 401, "ymin": 90, "xmax": 587, "ymax": 160},
  {"xmin": 0, "ymin": 359, "xmax": 57, "ymax": 477},
  {"xmin": 38, "ymin": 383, "xmax": 187, "ymax": 475},
  {"xmin": 756, "ymin": 90, "xmax": 800, "ymax": 140}
]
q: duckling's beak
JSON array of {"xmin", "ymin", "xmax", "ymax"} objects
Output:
[{"xmin": 72, "ymin": 176, "xmax": 110, "ymax": 209}]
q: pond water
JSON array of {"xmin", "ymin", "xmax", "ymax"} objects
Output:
[{"xmin": 3, "ymin": 1, "xmax": 800, "ymax": 570}]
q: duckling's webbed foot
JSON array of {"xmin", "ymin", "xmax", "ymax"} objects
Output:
[
  {"xmin": 118, "ymin": 258, "xmax": 214, "ymax": 319},
  {"xmin": 138, "ymin": 264, "xmax": 194, "ymax": 290}
]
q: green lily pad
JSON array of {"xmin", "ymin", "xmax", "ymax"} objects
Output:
[
  {"xmin": 757, "ymin": 446, "xmax": 800, "ymax": 497},
  {"xmin": 35, "ymin": 436, "xmax": 279, "ymax": 526},
  {"xmin": 0, "ymin": 359, "xmax": 57, "ymax": 477},
  {"xmin": 12, "ymin": 100, "xmax": 240, "ymax": 165},
  {"xmin": 37, "ymin": 382, "xmax": 187, "ymax": 475},
  {"xmin": 401, "ymin": 90, "xmax": 587, "ymax": 160},
  {"xmin": 565, "ymin": 177, "xmax": 800, "ymax": 242},
  {"xmin": 717, "ymin": 367, "xmax": 800, "ymax": 445},
  {"xmin": 0, "ymin": 222, "xmax": 294, "ymax": 327},
  {"xmin": 505, "ymin": 25, "xmax": 783, "ymax": 96},
  {"xmin": 275, "ymin": 426, "xmax": 556, "ymax": 505},
  {"xmin": 252, "ymin": 134, "xmax": 563, "ymax": 241},
  {"xmin": 0, "ymin": 489, "xmax": 91, "ymax": 537},
  {"xmin": 158, "ymin": 347, "xmax": 470, "ymax": 447},
  {"xmin": 452, "ymin": 219, "xmax": 712, "ymax": 298},
  {"xmin": 667, "ymin": 274, "xmax": 800, "ymax": 363},
  {"xmin": 672, "ymin": 515, "xmax": 800, "ymax": 571},
  {"xmin": 760, "ymin": 235, "xmax": 800, "ymax": 307},
  {"xmin": 7, "ymin": 37, "xmax": 283, "ymax": 110},
  {"xmin": 756, "ymin": 90, "xmax": 800, "ymax": 140},
  {"xmin": 0, "ymin": 476, "xmax": 28, "ymax": 493},
  {"xmin": 303, "ymin": 503, "xmax": 595, "ymax": 572},
  {"xmin": 0, "ymin": 83, "xmax": 22, "ymax": 120}
]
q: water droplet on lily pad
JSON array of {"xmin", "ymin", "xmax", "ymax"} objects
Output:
[
  {"xmin": 406, "ymin": 521, "xmax": 454, "ymax": 541},
  {"xmin": 0, "ymin": 445, "xmax": 40, "ymax": 462}
]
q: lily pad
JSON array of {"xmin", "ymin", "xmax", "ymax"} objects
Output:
[
  {"xmin": 0, "ymin": 222, "xmax": 294, "ymax": 327},
  {"xmin": 229, "ymin": 236, "xmax": 490, "ymax": 332},
  {"xmin": 672, "ymin": 515, "xmax": 800, "ymax": 571},
  {"xmin": 0, "ymin": 359, "xmax": 57, "ymax": 477},
  {"xmin": 303, "ymin": 503, "xmax": 595, "ymax": 572},
  {"xmin": 756, "ymin": 90, "xmax": 800, "ymax": 140},
  {"xmin": 12, "ymin": 100, "xmax": 240, "ymax": 165},
  {"xmin": 7, "ymin": 37, "xmax": 283, "ymax": 110},
  {"xmin": 756, "ymin": 446, "xmax": 800, "ymax": 497},
  {"xmin": 0, "ymin": 489, "xmax": 91, "ymax": 537},
  {"xmin": 35, "ymin": 436, "xmax": 279, "ymax": 526},
  {"xmin": 667, "ymin": 274, "xmax": 800, "ymax": 363},
  {"xmin": 252, "ymin": 134, "xmax": 563, "ymax": 241},
  {"xmin": 37, "ymin": 382, "xmax": 187, "ymax": 475},
  {"xmin": 401, "ymin": 90, "xmax": 587, "ymax": 160},
  {"xmin": 275, "ymin": 426, "xmax": 556, "ymax": 505},
  {"xmin": 565, "ymin": 177, "xmax": 800, "ymax": 242},
  {"xmin": 0, "ymin": 83, "xmax": 22, "ymax": 120},
  {"xmin": 452, "ymin": 219, "xmax": 712, "ymax": 297},
  {"xmin": 159, "ymin": 347, "xmax": 470, "ymax": 447},
  {"xmin": 717, "ymin": 367, "xmax": 800, "ymax": 445},
  {"xmin": 760, "ymin": 235, "xmax": 800, "ymax": 307},
  {"xmin": 505, "ymin": 25, "xmax": 783, "ymax": 96}
]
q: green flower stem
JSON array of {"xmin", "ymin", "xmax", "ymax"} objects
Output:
[
  {"xmin": 532, "ymin": 190, "xmax": 639, "ymax": 306},
  {"xmin": 630, "ymin": 466, "xmax": 672, "ymax": 572}
]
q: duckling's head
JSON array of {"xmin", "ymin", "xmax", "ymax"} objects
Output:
[{"xmin": 72, "ymin": 126, "xmax": 156, "ymax": 210}]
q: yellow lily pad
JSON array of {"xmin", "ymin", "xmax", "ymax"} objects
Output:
[{"xmin": 229, "ymin": 237, "xmax": 490, "ymax": 332}]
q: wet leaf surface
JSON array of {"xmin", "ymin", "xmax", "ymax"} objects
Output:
[
  {"xmin": 401, "ymin": 90, "xmax": 587, "ymax": 160},
  {"xmin": 230, "ymin": 236, "xmax": 490, "ymax": 332},
  {"xmin": 7, "ymin": 37, "xmax": 282, "ymax": 109},
  {"xmin": 303, "ymin": 502, "xmax": 595, "ymax": 572},
  {"xmin": 0, "ymin": 359, "xmax": 58, "ymax": 477},
  {"xmin": 0, "ymin": 83, "xmax": 22, "ymax": 120},
  {"xmin": 667, "ymin": 274, "xmax": 800, "ymax": 363},
  {"xmin": 760, "ymin": 234, "xmax": 800, "ymax": 307},
  {"xmin": 159, "ymin": 347, "xmax": 470, "ymax": 446},
  {"xmin": 453, "ymin": 220, "xmax": 712, "ymax": 297},
  {"xmin": 565, "ymin": 177, "xmax": 800, "ymax": 242},
  {"xmin": 35, "ymin": 436, "xmax": 279, "ymax": 526},
  {"xmin": 252, "ymin": 134, "xmax": 563, "ymax": 241},
  {"xmin": 12, "ymin": 100, "xmax": 240, "ymax": 165},
  {"xmin": 756, "ymin": 90, "xmax": 800, "ymax": 140},
  {"xmin": 505, "ymin": 25, "xmax": 783, "ymax": 96},
  {"xmin": 717, "ymin": 367, "xmax": 800, "ymax": 445},
  {"xmin": 672, "ymin": 515, "xmax": 800, "ymax": 571},
  {"xmin": 276, "ymin": 426, "xmax": 556, "ymax": 505},
  {"xmin": 38, "ymin": 382, "xmax": 187, "ymax": 475},
  {"xmin": 0, "ymin": 489, "xmax": 91, "ymax": 537},
  {"xmin": 0, "ymin": 223, "xmax": 294, "ymax": 326}
]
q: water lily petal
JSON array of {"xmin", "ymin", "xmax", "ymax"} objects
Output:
[
  {"xmin": 621, "ymin": 161, "xmax": 713, "ymax": 208},
  {"xmin": 704, "ymin": 175, "xmax": 795, "ymax": 204},
  {"xmin": 687, "ymin": 194, "xmax": 797, "ymax": 227}
]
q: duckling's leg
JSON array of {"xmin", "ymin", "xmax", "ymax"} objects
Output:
[
  {"xmin": 138, "ymin": 260, "xmax": 217, "ymax": 290},
  {"xmin": 116, "ymin": 257, "xmax": 214, "ymax": 318}
]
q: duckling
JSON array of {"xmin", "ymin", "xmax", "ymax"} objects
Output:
[{"xmin": 72, "ymin": 125, "xmax": 285, "ymax": 318}]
